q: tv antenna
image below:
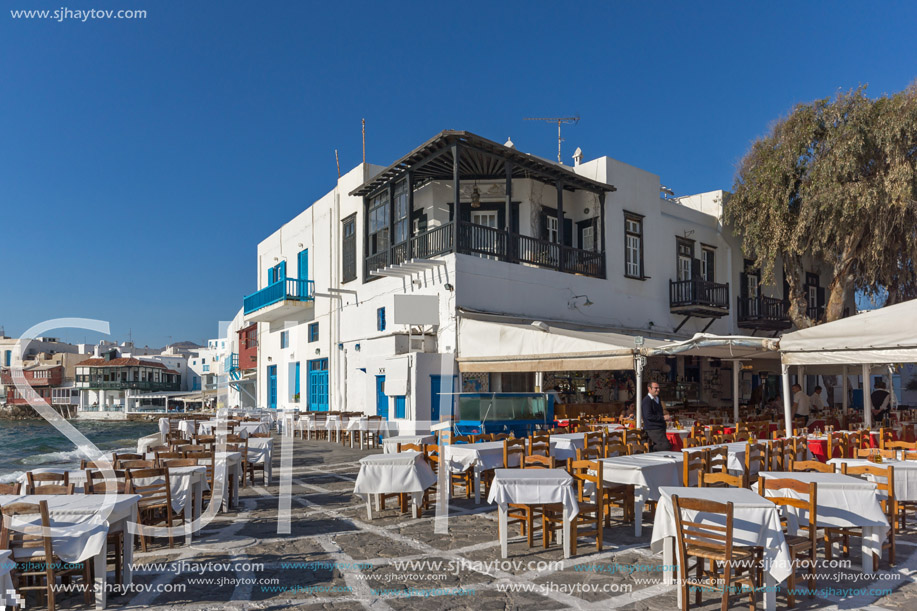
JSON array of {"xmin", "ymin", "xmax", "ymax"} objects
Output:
[{"xmin": 524, "ymin": 115, "xmax": 580, "ymax": 163}]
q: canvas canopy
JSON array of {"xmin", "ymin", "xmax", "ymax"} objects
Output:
[
  {"xmin": 647, "ymin": 333, "xmax": 780, "ymax": 360},
  {"xmin": 779, "ymin": 299, "xmax": 917, "ymax": 366},
  {"xmin": 456, "ymin": 312, "xmax": 667, "ymax": 373}
]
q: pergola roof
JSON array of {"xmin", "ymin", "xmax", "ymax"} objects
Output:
[{"xmin": 350, "ymin": 130, "xmax": 616, "ymax": 198}]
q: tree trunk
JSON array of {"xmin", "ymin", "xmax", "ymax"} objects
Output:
[
  {"xmin": 825, "ymin": 271, "xmax": 853, "ymax": 322},
  {"xmin": 784, "ymin": 255, "xmax": 814, "ymax": 329}
]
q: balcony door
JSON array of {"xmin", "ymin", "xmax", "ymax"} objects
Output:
[
  {"xmin": 470, "ymin": 210, "xmax": 499, "ymax": 259},
  {"xmin": 267, "ymin": 365, "xmax": 277, "ymax": 409},
  {"xmin": 308, "ymin": 359, "xmax": 329, "ymax": 412}
]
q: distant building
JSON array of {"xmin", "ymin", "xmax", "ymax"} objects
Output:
[{"xmin": 75, "ymin": 356, "xmax": 181, "ymax": 417}]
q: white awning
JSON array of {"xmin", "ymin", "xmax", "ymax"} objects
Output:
[
  {"xmin": 779, "ymin": 300, "xmax": 917, "ymax": 366},
  {"xmin": 647, "ymin": 333, "xmax": 780, "ymax": 360},
  {"xmin": 456, "ymin": 313, "xmax": 668, "ymax": 372}
]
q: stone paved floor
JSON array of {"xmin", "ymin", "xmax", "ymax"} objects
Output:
[{"xmin": 30, "ymin": 435, "xmax": 917, "ymax": 610}]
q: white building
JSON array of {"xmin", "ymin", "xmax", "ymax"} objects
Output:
[{"xmin": 241, "ymin": 131, "xmax": 839, "ymax": 429}]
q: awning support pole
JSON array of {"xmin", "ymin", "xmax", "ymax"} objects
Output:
[
  {"xmin": 863, "ymin": 364, "xmax": 872, "ymax": 429},
  {"xmin": 782, "ymin": 363, "xmax": 793, "ymax": 437},
  {"xmin": 842, "ymin": 366, "xmax": 849, "ymax": 414},
  {"xmin": 733, "ymin": 360, "xmax": 740, "ymax": 424},
  {"xmin": 635, "ymin": 355, "xmax": 645, "ymax": 429}
]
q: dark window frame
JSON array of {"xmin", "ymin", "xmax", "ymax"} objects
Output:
[
  {"xmin": 308, "ymin": 323, "xmax": 319, "ymax": 343},
  {"xmin": 342, "ymin": 213, "xmax": 357, "ymax": 283},
  {"xmin": 623, "ymin": 212, "xmax": 645, "ymax": 280}
]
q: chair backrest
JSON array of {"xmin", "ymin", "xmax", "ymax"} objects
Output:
[
  {"xmin": 85, "ymin": 471, "xmax": 131, "ymax": 494},
  {"xmin": 0, "ymin": 482, "xmax": 21, "ymax": 494},
  {"xmin": 878, "ymin": 428, "xmax": 895, "ymax": 450},
  {"xmin": 396, "ymin": 443, "xmax": 423, "ymax": 454},
  {"xmin": 452, "ymin": 435, "xmax": 473, "ymax": 444},
  {"xmin": 120, "ymin": 459, "xmax": 157, "ymax": 470},
  {"xmin": 903, "ymin": 450, "xmax": 917, "ymax": 461},
  {"xmin": 492, "ymin": 433, "xmax": 511, "ymax": 441},
  {"xmin": 885, "ymin": 440, "xmax": 917, "ymax": 451},
  {"xmin": 177, "ymin": 444, "xmax": 207, "ymax": 454},
  {"xmin": 699, "ymin": 471, "xmax": 745, "ymax": 488},
  {"xmin": 126, "ymin": 467, "xmax": 173, "ymax": 507},
  {"xmin": 682, "ymin": 449, "xmax": 707, "ymax": 486},
  {"xmin": 745, "ymin": 441, "xmax": 765, "ymax": 477},
  {"xmin": 249, "ymin": 432, "xmax": 272, "ymax": 438},
  {"xmin": 569, "ymin": 459, "xmax": 603, "ymax": 507},
  {"xmin": 854, "ymin": 448, "xmax": 895, "ymax": 459},
  {"xmin": 758, "ymin": 476, "xmax": 817, "ymax": 535},
  {"xmin": 523, "ymin": 454, "xmax": 556, "ymax": 469},
  {"xmin": 789, "ymin": 436, "xmax": 809, "ymax": 461},
  {"xmin": 84, "ymin": 468, "xmax": 127, "ymax": 482},
  {"xmin": 528, "ymin": 433, "xmax": 550, "ymax": 457},
  {"xmin": 0, "ymin": 500, "xmax": 54, "ymax": 562},
  {"xmin": 114, "ymin": 453, "xmax": 143, "ymax": 463},
  {"xmin": 827, "ymin": 433, "xmax": 850, "ymax": 459},
  {"xmin": 27, "ymin": 483, "xmax": 75, "ymax": 495},
  {"xmin": 147, "ymin": 445, "xmax": 170, "ymax": 454},
  {"xmin": 682, "ymin": 437, "xmax": 704, "ymax": 449},
  {"xmin": 503, "ymin": 438, "xmax": 526, "ymax": 468},
  {"xmin": 584, "ymin": 431, "xmax": 604, "ymax": 453},
  {"xmin": 605, "ymin": 435, "xmax": 628, "ymax": 457},
  {"xmin": 624, "ymin": 428, "xmax": 646, "ymax": 445},
  {"xmin": 576, "ymin": 446, "xmax": 603, "ymax": 461},
  {"xmin": 790, "ymin": 459, "xmax": 836, "ymax": 473},
  {"xmin": 707, "ymin": 446, "xmax": 729, "ymax": 473},
  {"xmin": 766, "ymin": 439, "xmax": 792, "ymax": 471},
  {"xmin": 626, "ymin": 440, "xmax": 649, "ymax": 455},
  {"xmin": 161, "ymin": 458, "xmax": 198, "ymax": 468},
  {"xmin": 842, "ymin": 463, "xmax": 895, "ymax": 515},
  {"xmin": 672, "ymin": 495, "xmax": 735, "ymax": 562},
  {"xmin": 155, "ymin": 451, "xmax": 186, "ymax": 461},
  {"xmin": 26, "ymin": 471, "xmax": 69, "ymax": 487}
]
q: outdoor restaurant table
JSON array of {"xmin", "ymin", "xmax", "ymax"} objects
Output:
[
  {"xmin": 0, "ymin": 549, "xmax": 13, "ymax": 607},
  {"xmin": 344, "ymin": 418, "xmax": 394, "ymax": 449},
  {"xmin": 137, "ymin": 432, "xmax": 163, "ymax": 454},
  {"xmin": 829, "ymin": 457, "xmax": 917, "ymax": 501},
  {"xmin": 682, "ymin": 441, "xmax": 749, "ymax": 473},
  {"xmin": 0, "ymin": 493, "xmax": 141, "ymax": 610},
  {"xmin": 756, "ymin": 471, "xmax": 889, "ymax": 574},
  {"xmin": 197, "ymin": 419, "xmax": 268, "ymax": 438},
  {"xmin": 131, "ymin": 465, "xmax": 207, "ymax": 539},
  {"xmin": 443, "ymin": 440, "xmax": 521, "ymax": 504},
  {"xmin": 652, "ymin": 486, "xmax": 792, "ymax": 611},
  {"xmin": 246, "ymin": 436, "xmax": 274, "ymax": 481},
  {"xmin": 382, "ymin": 434, "xmax": 435, "ymax": 454},
  {"xmin": 325, "ymin": 415, "xmax": 343, "ymax": 442},
  {"xmin": 487, "ymin": 468, "xmax": 578, "ymax": 559},
  {"xmin": 353, "ymin": 451, "xmax": 436, "ymax": 520},
  {"xmin": 549, "ymin": 432, "xmax": 586, "ymax": 461},
  {"xmin": 665, "ymin": 428, "xmax": 690, "ymax": 451},
  {"xmin": 599, "ymin": 452, "xmax": 683, "ymax": 536},
  {"xmin": 215, "ymin": 451, "xmax": 243, "ymax": 509}
]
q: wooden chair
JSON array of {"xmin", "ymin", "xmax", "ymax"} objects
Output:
[
  {"xmin": 826, "ymin": 432, "xmax": 850, "ymax": 460},
  {"xmin": 147, "ymin": 444, "xmax": 170, "ymax": 454},
  {"xmin": 362, "ymin": 415, "xmax": 384, "ymax": 448},
  {"xmin": 626, "ymin": 440, "xmax": 650, "ymax": 455},
  {"xmin": 113, "ymin": 453, "xmax": 143, "ymax": 464},
  {"xmin": 246, "ymin": 433, "xmax": 270, "ymax": 485},
  {"xmin": 1, "ymin": 500, "xmax": 94, "ymax": 611},
  {"xmin": 26, "ymin": 471, "xmax": 69, "ymax": 490},
  {"xmin": 828, "ymin": 463, "xmax": 896, "ymax": 570},
  {"xmin": 788, "ymin": 436, "xmax": 809, "ymax": 462},
  {"xmin": 583, "ymin": 431, "xmax": 604, "ymax": 458},
  {"xmin": 155, "ymin": 451, "xmax": 186, "ymax": 462},
  {"xmin": 127, "ymin": 467, "xmax": 183, "ymax": 551},
  {"xmin": 707, "ymin": 446, "xmax": 729, "ymax": 474},
  {"xmin": 161, "ymin": 458, "xmax": 198, "ymax": 468},
  {"xmin": 503, "ymin": 438, "xmax": 526, "ymax": 468},
  {"xmin": 523, "ymin": 454, "xmax": 555, "ymax": 469},
  {"xmin": 604, "ymin": 434, "xmax": 627, "ymax": 457},
  {"xmin": 699, "ymin": 471, "xmax": 745, "ymax": 488},
  {"xmin": 83, "ymin": 472, "xmax": 129, "ymax": 584},
  {"xmin": 672, "ymin": 495, "xmax": 758, "ymax": 611},
  {"xmin": 682, "ymin": 437, "xmax": 704, "ymax": 449},
  {"xmin": 27, "ymin": 483, "xmax": 75, "ymax": 495},
  {"xmin": 0, "ymin": 482, "xmax": 21, "ymax": 494},
  {"xmin": 854, "ymin": 448, "xmax": 896, "ymax": 459},
  {"xmin": 575, "ymin": 446, "xmax": 603, "ymax": 461},
  {"xmin": 119, "ymin": 459, "xmax": 156, "ymax": 470},
  {"xmin": 878, "ymin": 428, "xmax": 896, "ymax": 450},
  {"xmin": 543, "ymin": 459, "xmax": 603, "ymax": 554},
  {"xmin": 528, "ymin": 433, "xmax": 550, "ymax": 457},
  {"xmin": 745, "ymin": 442, "xmax": 765, "ymax": 481},
  {"xmin": 790, "ymin": 459, "xmax": 835, "ymax": 473},
  {"xmin": 682, "ymin": 449, "xmax": 707, "ymax": 487},
  {"xmin": 758, "ymin": 476, "xmax": 817, "ymax": 607},
  {"xmin": 766, "ymin": 439, "xmax": 792, "ymax": 471}
]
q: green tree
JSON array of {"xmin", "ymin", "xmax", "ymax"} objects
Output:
[{"xmin": 725, "ymin": 84, "xmax": 917, "ymax": 328}]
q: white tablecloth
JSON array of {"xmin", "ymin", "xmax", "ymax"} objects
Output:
[
  {"xmin": 0, "ymin": 549, "xmax": 14, "ymax": 608},
  {"xmin": 828, "ymin": 458, "xmax": 917, "ymax": 502},
  {"xmin": 137, "ymin": 432, "xmax": 163, "ymax": 454},
  {"xmin": 197, "ymin": 420, "xmax": 268, "ymax": 438},
  {"xmin": 382, "ymin": 435, "xmax": 435, "ymax": 453},
  {"xmin": 247, "ymin": 436, "xmax": 274, "ymax": 479},
  {"xmin": 133, "ymin": 465, "xmax": 208, "ymax": 514},
  {"xmin": 353, "ymin": 451, "xmax": 436, "ymax": 509},
  {"xmin": 158, "ymin": 417, "xmax": 170, "ymax": 438},
  {"xmin": 599, "ymin": 453, "xmax": 683, "ymax": 498},
  {"xmin": 443, "ymin": 441, "xmax": 509, "ymax": 472},
  {"xmin": 549, "ymin": 433, "xmax": 586, "ymax": 461},
  {"xmin": 683, "ymin": 441, "xmax": 747, "ymax": 473},
  {"xmin": 487, "ymin": 468, "xmax": 578, "ymax": 517}
]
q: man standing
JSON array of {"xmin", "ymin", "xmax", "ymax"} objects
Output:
[
  {"xmin": 871, "ymin": 380, "xmax": 892, "ymax": 423},
  {"xmin": 641, "ymin": 382, "xmax": 671, "ymax": 451},
  {"xmin": 809, "ymin": 385, "xmax": 827, "ymax": 414},
  {"xmin": 791, "ymin": 383, "xmax": 810, "ymax": 425}
]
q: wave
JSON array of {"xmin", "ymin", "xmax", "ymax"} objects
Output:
[
  {"xmin": 17, "ymin": 446, "xmax": 99, "ymax": 467},
  {"xmin": 0, "ymin": 470, "xmax": 25, "ymax": 484}
]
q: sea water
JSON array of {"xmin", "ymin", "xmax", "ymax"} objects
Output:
[{"xmin": 0, "ymin": 419, "xmax": 158, "ymax": 482}]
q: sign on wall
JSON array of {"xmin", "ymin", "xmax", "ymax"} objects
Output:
[{"xmin": 393, "ymin": 294, "xmax": 439, "ymax": 326}]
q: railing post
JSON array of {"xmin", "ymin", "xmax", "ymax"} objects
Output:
[{"xmin": 452, "ymin": 144, "xmax": 460, "ymax": 256}]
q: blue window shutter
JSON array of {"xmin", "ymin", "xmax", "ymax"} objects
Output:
[
  {"xmin": 268, "ymin": 267, "xmax": 275, "ymax": 284},
  {"xmin": 395, "ymin": 395, "xmax": 406, "ymax": 419},
  {"xmin": 278, "ymin": 261, "xmax": 286, "ymax": 280},
  {"xmin": 299, "ymin": 249, "xmax": 309, "ymax": 281}
]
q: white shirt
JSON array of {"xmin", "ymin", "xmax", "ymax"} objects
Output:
[
  {"xmin": 809, "ymin": 392, "xmax": 826, "ymax": 411},
  {"xmin": 794, "ymin": 390, "xmax": 810, "ymax": 417}
]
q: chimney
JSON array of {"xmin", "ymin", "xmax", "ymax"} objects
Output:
[{"xmin": 572, "ymin": 147, "xmax": 583, "ymax": 167}]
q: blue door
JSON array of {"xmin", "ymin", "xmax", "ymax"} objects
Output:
[
  {"xmin": 394, "ymin": 396, "xmax": 406, "ymax": 419},
  {"xmin": 267, "ymin": 365, "xmax": 277, "ymax": 409},
  {"xmin": 298, "ymin": 249, "xmax": 309, "ymax": 281},
  {"xmin": 430, "ymin": 375, "xmax": 457, "ymax": 422},
  {"xmin": 376, "ymin": 376, "xmax": 388, "ymax": 418},
  {"xmin": 308, "ymin": 358, "xmax": 329, "ymax": 411},
  {"xmin": 294, "ymin": 362, "xmax": 301, "ymax": 403}
]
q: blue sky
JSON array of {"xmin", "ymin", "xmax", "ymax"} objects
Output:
[{"xmin": 1, "ymin": 1, "xmax": 913, "ymax": 346}]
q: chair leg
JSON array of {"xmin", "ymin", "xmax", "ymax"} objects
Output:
[
  {"xmin": 787, "ymin": 550, "xmax": 797, "ymax": 608},
  {"xmin": 526, "ymin": 510, "xmax": 534, "ymax": 547}
]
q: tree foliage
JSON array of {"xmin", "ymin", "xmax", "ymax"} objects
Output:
[{"xmin": 725, "ymin": 84, "xmax": 917, "ymax": 328}]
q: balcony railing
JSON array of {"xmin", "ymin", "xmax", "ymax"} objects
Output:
[
  {"xmin": 669, "ymin": 278, "xmax": 730, "ymax": 310},
  {"xmin": 225, "ymin": 352, "xmax": 239, "ymax": 375},
  {"xmin": 77, "ymin": 380, "xmax": 181, "ymax": 391},
  {"xmin": 243, "ymin": 278, "xmax": 315, "ymax": 315},
  {"xmin": 737, "ymin": 296, "xmax": 791, "ymax": 326},
  {"xmin": 366, "ymin": 221, "xmax": 605, "ymax": 278}
]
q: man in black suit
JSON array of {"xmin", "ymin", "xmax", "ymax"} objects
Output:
[{"xmin": 642, "ymin": 382, "xmax": 671, "ymax": 451}]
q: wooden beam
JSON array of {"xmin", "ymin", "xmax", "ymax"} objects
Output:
[
  {"xmin": 406, "ymin": 170, "xmax": 414, "ymax": 260},
  {"xmin": 504, "ymin": 160, "xmax": 513, "ymax": 234},
  {"xmin": 599, "ymin": 191, "xmax": 607, "ymax": 278}
]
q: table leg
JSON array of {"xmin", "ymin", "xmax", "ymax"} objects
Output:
[
  {"xmin": 232, "ymin": 463, "xmax": 240, "ymax": 508},
  {"xmin": 365, "ymin": 496, "xmax": 373, "ymax": 521},
  {"xmin": 633, "ymin": 491, "xmax": 646, "ymax": 537},
  {"xmin": 93, "ymin": 548, "xmax": 107, "ymax": 609},
  {"xmin": 662, "ymin": 536, "xmax": 675, "ymax": 587},
  {"xmin": 862, "ymin": 526, "xmax": 881, "ymax": 574},
  {"xmin": 764, "ymin": 573, "xmax": 777, "ymax": 611},
  {"xmin": 474, "ymin": 464, "xmax": 482, "ymax": 505},
  {"xmin": 498, "ymin": 505, "xmax": 508, "ymax": 558},
  {"xmin": 562, "ymin": 506, "xmax": 572, "ymax": 559},
  {"xmin": 121, "ymin": 518, "xmax": 134, "ymax": 586}
]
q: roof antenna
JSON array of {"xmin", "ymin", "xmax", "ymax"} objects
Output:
[
  {"xmin": 362, "ymin": 118, "xmax": 366, "ymax": 164},
  {"xmin": 335, "ymin": 149, "xmax": 341, "ymax": 177},
  {"xmin": 523, "ymin": 115, "xmax": 580, "ymax": 163}
]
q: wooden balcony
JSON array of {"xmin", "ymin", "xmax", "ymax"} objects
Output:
[
  {"xmin": 737, "ymin": 296, "xmax": 792, "ymax": 332},
  {"xmin": 366, "ymin": 221, "xmax": 605, "ymax": 279},
  {"xmin": 669, "ymin": 278, "xmax": 730, "ymax": 332}
]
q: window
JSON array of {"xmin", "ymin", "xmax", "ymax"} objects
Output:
[
  {"xmin": 308, "ymin": 323, "xmax": 319, "ymax": 343},
  {"xmin": 676, "ymin": 239, "xmax": 693, "ymax": 281},
  {"xmin": 582, "ymin": 225, "xmax": 594, "ymax": 251},
  {"xmin": 624, "ymin": 214, "xmax": 643, "ymax": 278},
  {"xmin": 393, "ymin": 180, "xmax": 409, "ymax": 245},
  {"xmin": 546, "ymin": 215, "xmax": 558, "ymax": 243},
  {"xmin": 203, "ymin": 364, "xmax": 210, "ymax": 372},
  {"xmin": 701, "ymin": 246, "xmax": 715, "ymax": 282},
  {"xmin": 368, "ymin": 192, "xmax": 390, "ymax": 256},
  {"xmin": 342, "ymin": 213, "xmax": 357, "ymax": 283},
  {"xmin": 280, "ymin": 331, "xmax": 289, "ymax": 349},
  {"xmin": 4, "ymin": 351, "xmax": 10, "ymax": 366},
  {"xmin": 377, "ymin": 307, "xmax": 386, "ymax": 332}
]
